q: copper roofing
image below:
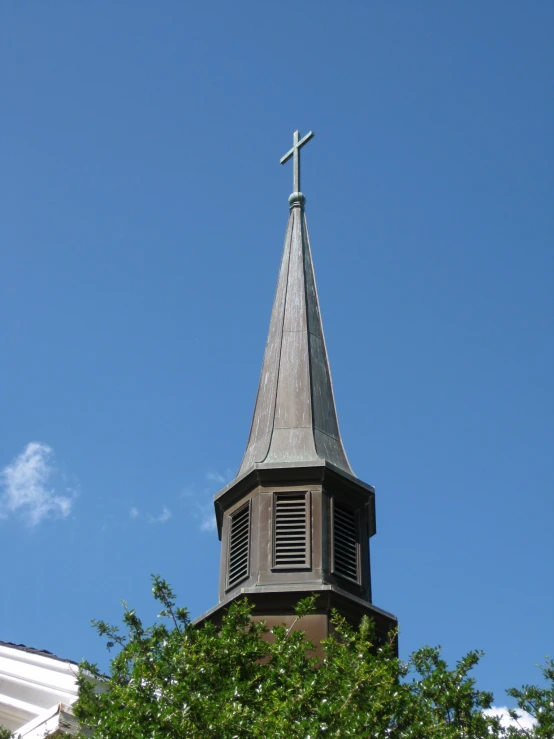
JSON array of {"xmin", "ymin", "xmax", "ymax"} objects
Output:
[{"xmin": 239, "ymin": 194, "xmax": 353, "ymax": 477}]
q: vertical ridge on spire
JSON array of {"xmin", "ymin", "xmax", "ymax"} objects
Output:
[{"xmin": 238, "ymin": 199, "xmax": 353, "ymax": 477}]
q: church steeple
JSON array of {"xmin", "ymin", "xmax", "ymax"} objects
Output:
[
  {"xmin": 198, "ymin": 132, "xmax": 397, "ymax": 650},
  {"xmin": 239, "ymin": 137, "xmax": 353, "ymax": 476}
]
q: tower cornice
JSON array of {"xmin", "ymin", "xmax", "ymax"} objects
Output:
[{"xmin": 214, "ymin": 461, "xmax": 376, "ymax": 541}]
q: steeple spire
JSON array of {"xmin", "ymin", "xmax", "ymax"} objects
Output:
[
  {"xmin": 199, "ymin": 131, "xmax": 397, "ymax": 653},
  {"xmin": 238, "ymin": 131, "xmax": 353, "ymax": 477}
]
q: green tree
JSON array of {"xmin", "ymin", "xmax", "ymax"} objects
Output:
[
  {"xmin": 73, "ymin": 576, "xmax": 550, "ymax": 739},
  {"xmin": 505, "ymin": 659, "xmax": 554, "ymax": 738}
]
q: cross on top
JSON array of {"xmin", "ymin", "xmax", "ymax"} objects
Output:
[{"xmin": 280, "ymin": 130, "xmax": 315, "ymax": 194}]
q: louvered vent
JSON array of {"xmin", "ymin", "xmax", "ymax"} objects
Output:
[
  {"xmin": 227, "ymin": 503, "xmax": 250, "ymax": 589},
  {"xmin": 274, "ymin": 493, "xmax": 308, "ymax": 568},
  {"xmin": 333, "ymin": 502, "xmax": 359, "ymax": 582}
]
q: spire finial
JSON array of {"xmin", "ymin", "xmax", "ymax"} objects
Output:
[{"xmin": 280, "ymin": 130, "xmax": 314, "ymax": 205}]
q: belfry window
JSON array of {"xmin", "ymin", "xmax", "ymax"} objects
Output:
[
  {"xmin": 227, "ymin": 502, "xmax": 251, "ymax": 589},
  {"xmin": 273, "ymin": 492, "xmax": 310, "ymax": 568},
  {"xmin": 332, "ymin": 500, "xmax": 359, "ymax": 583}
]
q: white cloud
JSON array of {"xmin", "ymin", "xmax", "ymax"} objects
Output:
[
  {"xmin": 129, "ymin": 507, "xmax": 139, "ymax": 519},
  {"xmin": 206, "ymin": 469, "xmax": 234, "ymax": 486},
  {"xmin": 206, "ymin": 471, "xmax": 225, "ymax": 484},
  {"xmin": 175, "ymin": 469, "xmax": 233, "ymax": 532},
  {"xmin": 484, "ymin": 706, "xmax": 536, "ymax": 730},
  {"xmin": 149, "ymin": 506, "xmax": 172, "ymax": 524},
  {"xmin": 0, "ymin": 442, "xmax": 75, "ymax": 527},
  {"xmin": 176, "ymin": 469, "xmax": 232, "ymax": 533},
  {"xmin": 200, "ymin": 506, "xmax": 216, "ymax": 532}
]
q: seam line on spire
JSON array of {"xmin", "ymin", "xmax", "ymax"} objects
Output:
[
  {"xmin": 302, "ymin": 213, "xmax": 354, "ymax": 475},
  {"xmin": 302, "ymin": 210, "xmax": 319, "ymax": 464},
  {"xmin": 260, "ymin": 209, "xmax": 295, "ymax": 464}
]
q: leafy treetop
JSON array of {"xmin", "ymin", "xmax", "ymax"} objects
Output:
[{"xmin": 5, "ymin": 576, "xmax": 550, "ymax": 738}]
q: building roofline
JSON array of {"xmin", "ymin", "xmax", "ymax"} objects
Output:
[{"xmin": 0, "ymin": 641, "xmax": 78, "ymax": 666}]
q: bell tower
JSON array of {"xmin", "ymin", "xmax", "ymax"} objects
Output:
[{"xmin": 198, "ymin": 132, "xmax": 397, "ymax": 646}]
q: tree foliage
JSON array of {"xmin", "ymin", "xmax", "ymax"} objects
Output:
[
  {"xmin": 71, "ymin": 576, "xmax": 550, "ymax": 739},
  {"xmin": 505, "ymin": 659, "xmax": 554, "ymax": 738}
]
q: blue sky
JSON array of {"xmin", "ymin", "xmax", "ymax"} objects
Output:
[{"xmin": 1, "ymin": 0, "xmax": 552, "ymax": 712}]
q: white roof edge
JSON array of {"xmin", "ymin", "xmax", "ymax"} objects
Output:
[
  {"xmin": 16, "ymin": 703, "xmax": 59, "ymax": 737},
  {"xmin": 0, "ymin": 670, "xmax": 78, "ymax": 702},
  {"xmin": 0, "ymin": 645, "xmax": 78, "ymax": 675},
  {"xmin": 17, "ymin": 702, "xmax": 84, "ymax": 738}
]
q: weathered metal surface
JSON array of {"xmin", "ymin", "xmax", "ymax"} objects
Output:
[
  {"xmin": 238, "ymin": 197, "xmax": 354, "ymax": 476},
  {"xmin": 195, "ymin": 586, "xmax": 398, "ymax": 657},
  {"xmin": 280, "ymin": 129, "xmax": 314, "ymax": 194},
  {"xmin": 216, "ymin": 465, "xmax": 375, "ymax": 603}
]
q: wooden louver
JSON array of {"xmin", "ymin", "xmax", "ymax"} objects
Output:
[
  {"xmin": 227, "ymin": 503, "xmax": 250, "ymax": 588},
  {"xmin": 333, "ymin": 502, "xmax": 359, "ymax": 582},
  {"xmin": 274, "ymin": 493, "xmax": 308, "ymax": 567}
]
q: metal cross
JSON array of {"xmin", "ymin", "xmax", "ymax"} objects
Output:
[{"xmin": 280, "ymin": 130, "xmax": 315, "ymax": 193}]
